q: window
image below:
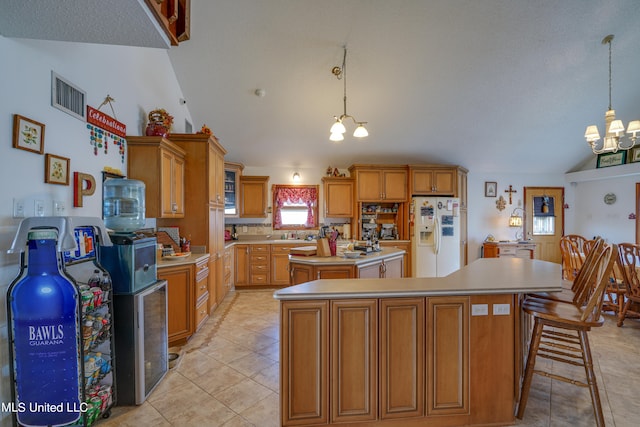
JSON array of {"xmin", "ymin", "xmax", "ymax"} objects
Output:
[
  {"xmin": 272, "ymin": 185, "xmax": 319, "ymax": 230},
  {"xmin": 532, "ymin": 196, "xmax": 555, "ymax": 236}
]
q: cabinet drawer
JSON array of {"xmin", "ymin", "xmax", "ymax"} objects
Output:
[
  {"xmin": 195, "ymin": 297, "xmax": 209, "ymax": 330},
  {"xmin": 499, "ymin": 246, "xmax": 516, "ymax": 256},
  {"xmin": 250, "ymin": 245, "xmax": 270, "ymax": 253},
  {"xmin": 272, "ymin": 245, "xmax": 294, "ymax": 253},
  {"xmin": 195, "ymin": 277, "xmax": 208, "ymax": 300},
  {"xmin": 251, "ymin": 255, "xmax": 269, "ymax": 263},
  {"xmin": 251, "ymin": 264, "xmax": 269, "ymax": 273},
  {"xmin": 251, "ymin": 273, "xmax": 269, "ymax": 284}
]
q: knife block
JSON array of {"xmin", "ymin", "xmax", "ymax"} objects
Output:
[{"xmin": 316, "ymin": 238, "xmax": 331, "ymax": 257}]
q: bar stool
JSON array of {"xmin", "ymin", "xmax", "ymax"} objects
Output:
[{"xmin": 516, "ymin": 243, "xmax": 617, "ymax": 427}]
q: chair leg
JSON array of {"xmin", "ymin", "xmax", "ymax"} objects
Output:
[
  {"xmin": 516, "ymin": 319, "xmax": 543, "ymax": 419},
  {"xmin": 578, "ymin": 330, "xmax": 605, "ymax": 427},
  {"xmin": 617, "ymin": 298, "xmax": 631, "ymax": 327}
]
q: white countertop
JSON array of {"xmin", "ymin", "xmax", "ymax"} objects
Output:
[
  {"xmin": 288, "ymin": 247, "xmax": 405, "ymax": 266},
  {"xmin": 274, "ymin": 257, "xmax": 562, "ymax": 300}
]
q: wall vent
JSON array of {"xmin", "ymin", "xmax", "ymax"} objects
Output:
[{"xmin": 51, "ymin": 72, "xmax": 86, "ymax": 121}]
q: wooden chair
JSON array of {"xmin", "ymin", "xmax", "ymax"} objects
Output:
[
  {"xmin": 616, "ymin": 243, "xmax": 640, "ymax": 326},
  {"xmin": 545, "ymin": 237, "xmax": 604, "ymax": 300},
  {"xmin": 566, "ymin": 234, "xmax": 588, "ymax": 252},
  {"xmin": 560, "ymin": 236, "xmax": 585, "ymax": 281},
  {"xmin": 516, "ymin": 243, "xmax": 617, "ymax": 427}
]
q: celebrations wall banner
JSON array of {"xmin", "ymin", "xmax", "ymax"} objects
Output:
[{"xmin": 86, "ymin": 105, "xmax": 126, "ymax": 163}]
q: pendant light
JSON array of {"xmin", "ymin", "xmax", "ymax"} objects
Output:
[
  {"xmin": 584, "ymin": 35, "xmax": 640, "ymax": 154},
  {"xmin": 329, "ymin": 47, "xmax": 368, "ymax": 142}
]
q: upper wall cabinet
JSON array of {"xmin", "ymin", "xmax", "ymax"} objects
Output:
[
  {"xmin": 144, "ymin": 0, "xmax": 191, "ymax": 45},
  {"xmin": 127, "ymin": 136, "xmax": 186, "ymax": 218},
  {"xmin": 349, "ymin": 165, "xmax": 408, "ymax": 202},
  {"xmin": 322, "ymin": 177, "xmax": 354, "ymax": 218},
  {"xmin": 240, "ymin": 176, "xmax": 269, "ymax": 218},
  {"xmin": 224, "ymin": 162, "xmax": 244, "ymax": 217},
  {"xmin": 409, "ymin": 166, "xmax": 460, "ymax": 196}
]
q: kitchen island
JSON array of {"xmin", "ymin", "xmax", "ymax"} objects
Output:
[
  {"xmin": 274, "ymin": 257, "xmax": 562, "ymax": 427},
  {"xmin": 289, "ymin": 247, "xmax": 406, "ymax": 283}
]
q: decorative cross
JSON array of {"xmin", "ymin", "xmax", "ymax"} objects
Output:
[{"xmin": 505, "ymin": 185, "xmax": 517, "ymax": 204}]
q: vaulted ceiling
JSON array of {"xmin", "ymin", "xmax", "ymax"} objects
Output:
[{"xmin": 3, "ymin": 1, "xmax": 640, "ymax": 174}]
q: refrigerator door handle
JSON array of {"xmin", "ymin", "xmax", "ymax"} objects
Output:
[{"xmin": 434, "ymin": 216, "xmax": 441, "ymax": 255}]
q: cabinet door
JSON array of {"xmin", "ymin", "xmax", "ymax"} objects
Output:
[
  {"xmin": 411, "ymin": 169, "xmax": 434, "ymax": 194},
  {"xmin": 172, "ymin": 153, "xmax": 185, "ymax": 216},
  {"xmin": 235, "ymin": 244, "xmax": 250, "ymax": 286},
  {"xmin": 383, "ymin": 256, "xmax": 404, "ymax": 278},
  {"xmin": 356, "ymin": 170, "xmax": 382, "ymax": 201},
  {"xmin": 380, "ymin": 298, "xmax": 425, "ymax": 419},
  {"xmin": 240, "ymin": 176, "xmax": 269, "ymax": 217},
  {"xmin": 160, "ymin": 150, "xmax": 176, "ymax": 216},
  {"xmin": 323, "ymin": 178, "xmax": 354, "ymax": 217},
  {"xmin": 158, "ymin": 265, "xmax": 193, "ymax": 345},
  {"xmin": 317, "ymin": 265, "xmax": 353, "ymax": 280},
  {"xmin": 357, "ymin": 261, "xmax": 381, "ymax": 278},
  {"xmin": 382, "ymin": 170, "xmax": 408, "ymax": 201},
  {"xmin": 281, "ymin": 300, "xmax": 329, "ymax": 426},
  {"xmin": 330, "ymin": 300, "xmax": 377, "ymax": 423},
  {"xmin": 433, "ymin": 169, "xmax": 455, "ymax": 194},
  {"xmin": 426, "ymin": 296, "xmax": 469, "ymax": 415},
  {"xmin": 291, "ymin": 263, "xmax": 313, "ymax": 285}
]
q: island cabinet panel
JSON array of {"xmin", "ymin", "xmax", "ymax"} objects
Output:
[
  {"xmin": 281, "ymin": 300, "xmax": 329, "ymax": 426},
  {"xmin": 379, "ymin": 298, "xmax": 425, "ymax": 420},
  {"xmin": 426, "ymin": 297, "xmax": 469, "ymax": 416},
  {"xmin": 330, "ymin": 300, "xmax": 378, "ymax": 423},
  {"xmin": 357, "ymin": 261, "xmax": 382, "ymax": 279},
  {"xmin": 290, "ymin": 263, "xmax": 355, "ymax": 285}
]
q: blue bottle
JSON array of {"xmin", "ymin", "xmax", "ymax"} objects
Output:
[{"xmin": 7, "ymin": 229, "xmax": 82, "ymax": 427}]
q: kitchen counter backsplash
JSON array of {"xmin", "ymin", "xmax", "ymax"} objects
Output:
[{"xmin": 224, "ymin": 222, "xmax": 351, "ymax": 241}]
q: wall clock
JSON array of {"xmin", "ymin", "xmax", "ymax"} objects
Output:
[{"xmin": 604, "ymin": 193, "xmax": 616, "ymax": 205}]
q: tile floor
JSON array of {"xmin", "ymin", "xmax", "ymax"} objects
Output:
[{"xmin": 97, "ymin": 289, "xmax": 640, "ymax": 427}]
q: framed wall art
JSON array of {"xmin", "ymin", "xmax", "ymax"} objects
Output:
[
  {"xmin": 13, "ymin": 114, "xmax": 45, "ymax": 154},
  {"xmin": 597, "ymin": 151, "xmax": 626, "ymax": 168},
  {"xmin": 628, "ymin": 146, "xmax": 640, "ymax": 163},
  {"xmin": 45, "ymin": 153, "xmax": 70, "ymax": 185},
  {"xmin": 485, "ymin": 181, "xmax": 497, "ymax": 197}
]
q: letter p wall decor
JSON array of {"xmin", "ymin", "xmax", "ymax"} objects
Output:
[{"xmin": 74, "ymin": 172, "xmax": 96, "ymax": 207}]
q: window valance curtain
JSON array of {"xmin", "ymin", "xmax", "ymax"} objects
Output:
[{"xmin": 273, "ymin": 186, "xmax": 317, "ymax": 229}]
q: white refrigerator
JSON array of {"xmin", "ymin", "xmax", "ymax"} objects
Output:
[{"xmin": 411, "ymin": 197, "xmax": 461, "ymax": 277}]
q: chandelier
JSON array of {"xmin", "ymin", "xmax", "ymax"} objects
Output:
[
  {"xmin": 584, "ymin": 35, "xmax": 640, "ymax": 154},
  {"xmin": 329, "ymin": 47, "xmax": 368, "ymax": 142}
]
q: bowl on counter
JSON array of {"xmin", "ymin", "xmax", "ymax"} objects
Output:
[{"xmin": 343, "ymin": 251, "xmax": 362, "ymax": 259}]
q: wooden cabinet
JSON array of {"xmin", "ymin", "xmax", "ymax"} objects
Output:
[
  {"xmin": 281, "ymin": 300, "xmax": 329, "ymax": 426},
  {"xmin": 223, "ymin": 246, "xmax": 234, "ymax": 293},
  {"xmin": 290, "ymin": 263, "xmax": 354, "ymax": 285},
  {"xmin": 249, "ymin": 244, "xmax": 270, "ymax": 286},
  {"xmin": 240, "ymin": 175, "xmax": 269, "ymax": 217},
  {"xmin": 127, "ymin": 136, "xmax": 186, "ymax": 219},
  {"xmin": 380, "ymin": 298, "xmax": 425, "ymax": 419},
  {"xmin": 234, "ymin": 244, "xmax": 250, "ymax": 286},
  {"xmin": 322, "ymin": 177, "xmax": 354, "ymax": 218},
  {"xmin": 483, "ymin": 242, "xmax": 535, "ymax": 259},
  {"xmin": 158, "ymin": 255, "xmax": 210, "ymax": 346},
  {"xmin": 272, "ymin": 245, "xmax": 294, "ymax": 286},
  {"xmin": 426, "ymin": 296, "xmax": 469, "ymax": 415},
  {"xmin": 409, "ymin": 166, "xmax": 457, "ymax": 195},
  {"xmin": 330, "ymin": 300, "xmax": 378, "ymax": 423},
  {"xmin": 349, "ymin": 165, "xmax": 408, "ymax": 202},
  {"xmin": 224, "ymin": 162, "xmax": 244, "ymax": 217},
  {"xmin": 162, "ymin": 133, "xmax": 227, "ymax": 313},
  {"xmin": 159, "ymin": 264, "xmax": 193, "ymax": 345}
]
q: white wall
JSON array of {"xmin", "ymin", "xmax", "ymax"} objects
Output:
[{"xmin": 0, "ymin": 36, "xmax": 190, "ymax": 426}]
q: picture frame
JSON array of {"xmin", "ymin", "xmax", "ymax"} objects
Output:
[
  {"xmin": 597, "ymin": 151, "xmax": 627, "ymax": 168},
  {"xmin": 13, "ymin": 114, "xmax": 45, "ymax": 154},
  {"xmin": 485, "ymin": 181, "xmax": 497, "ymax": 197},
  {"xmin": 44, "ymin": 153, "xmax": 70, "ymax": 185},
  {"xmin": 628, "ymin": 146, "xmax": 640, "ymax": 163}
]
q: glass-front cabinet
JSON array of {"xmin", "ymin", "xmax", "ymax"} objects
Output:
[{"xmin": 224, "ymin": 162, "xmax": 244, "ymax": 217}]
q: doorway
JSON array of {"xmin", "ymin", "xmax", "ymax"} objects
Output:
[{"xmin": 524, "ymin": 187, "xmax": 564, "ymax": 263}]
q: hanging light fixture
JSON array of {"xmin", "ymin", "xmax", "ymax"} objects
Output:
[
  {"xmin": 508, "ymin": 207, "xmax": 524, "ymax": 240},
  {"xmin": 329, "ymin": 46, "xmax": 368, "ymax": 142},
  {"xmin": 584, "ymin": 35, "xmax": 640, "ymax": 154}
]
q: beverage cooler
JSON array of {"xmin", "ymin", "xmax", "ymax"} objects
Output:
[{"xmin": 7, "ymin": 217, "xmax": 117, "ymax": 427}]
